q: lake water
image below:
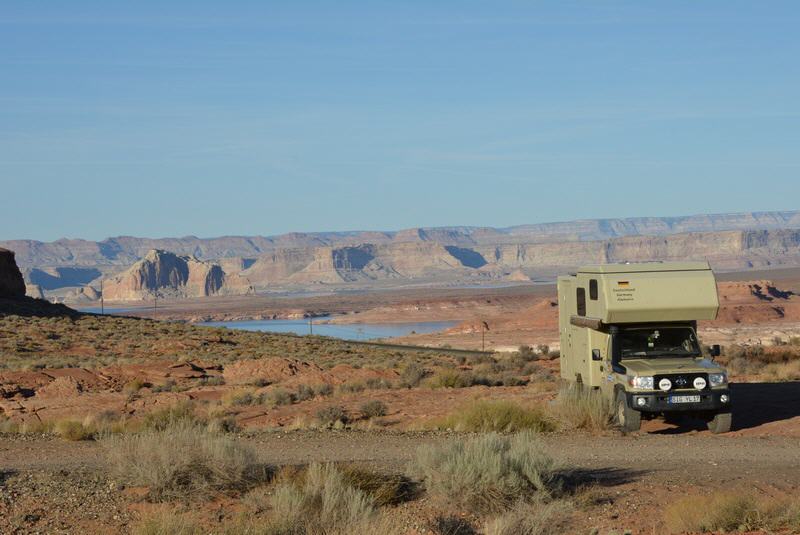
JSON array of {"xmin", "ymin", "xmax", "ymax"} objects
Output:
[
  {"xmin": 76, "ymin": 305, "xmax": 141, "ymax": 314},
  {"xmin": 198, "ymin": 317, "xmax": 458, "ymax": 341}
]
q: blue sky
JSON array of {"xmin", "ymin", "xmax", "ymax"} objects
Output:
[{"xmin": 2, "ymin": 1, "xmax": 799, "ymax": 242}]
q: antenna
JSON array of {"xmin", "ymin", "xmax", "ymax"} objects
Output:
[{"xmin": 100, "ymin": 279, "xmax": 104, "ymax": 315}]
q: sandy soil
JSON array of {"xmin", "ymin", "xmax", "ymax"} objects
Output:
[{"xmin": 2, "ymin": 427, "xmax": 800, "ymax": 534}]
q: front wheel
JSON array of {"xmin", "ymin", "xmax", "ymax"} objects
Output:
[
  {"xmin": 707, "ymin": 412, "xmax": 732, "ymax": 434},
  {"xmin": 615, "ymin": 390, "xmax": 641, "ymax": 432}
]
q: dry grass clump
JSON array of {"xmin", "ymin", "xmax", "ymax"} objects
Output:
[
  {"xmin": 410, "ymin": 432, "xmax": 557, "ymax": 514},
  {"xmin": 103, "ymin": 421, "xmax": 268, "ymax": 500},
  {"xmin": 485, "ymin": 499, "xmax": 574, "ymax": 535},
  {"xmin": 339, "ymin": 465, "xmax": 416, "ymax": 507},
  {"xmin": 315, "ymin": 405, "xmax": 349, "ymax": 427},
  {"xmin": 664, "ymin": 492, "xmax": 800, "ymax": 533},
  {"xmin": 431, "ymin": 400, "xmax": 556, "ymax": 433},
  {"xmin": 550, "ymin": 385, "xmax": 614, "ymax": 432},
  {"xmin": 266, "ymin": 463, "xmax": 379, "ymax": 534},
  {"xmin": 53, "ymin": 419, "xmax": 96, "ymax": 441},
  {"xmin": 722, "ymin": 343, "xmax": 800, "ymax": 379},
  {"xmin": 360, "ymin": 400, "xmax": 388, "ymax": 419},
  {"xmin": 141, "ymin": 400, "xmax": 202, "ymax": 431},
  {"xmin": 132, "ymin": 509, "xmax": 203, "ymax": 535}
]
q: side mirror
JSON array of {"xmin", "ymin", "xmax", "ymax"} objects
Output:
[
  {"xmin": 710, "ymin": 344, "xmax": 721, "ymax": 358},
  {"xmin": 591, "ymin": 349, "xmax": 602, "ymax": 361}
]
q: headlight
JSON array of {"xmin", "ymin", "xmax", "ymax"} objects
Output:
[
  {"xmin": 629, "ymin": 376, "xmax": 654, "ymax": 389},
  {"xmin": 709, "ymin": 373, "xmax": 727, "ymax": 387}
]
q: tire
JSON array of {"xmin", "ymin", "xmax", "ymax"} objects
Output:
[
  {"xmin": 615, "ymin": 390, "xmax": 641, "ymax": 432},
  {"xmin": 707, "ymin": 412, "xmax": 732, "ymax": 434}
]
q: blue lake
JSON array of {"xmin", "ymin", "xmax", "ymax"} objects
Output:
[{"xmin": 198, "ymin": 317, "xmax": 458, "ymax": 341}]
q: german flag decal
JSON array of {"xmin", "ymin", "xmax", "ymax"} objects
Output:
[{"xmin": 617, "ymin": 281, "xmax": 630, "ymax": 286}]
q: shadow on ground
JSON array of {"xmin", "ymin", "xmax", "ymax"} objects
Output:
[{"xmin": 650, "ymin": 381, "xmax": 800, "ymax": 434}]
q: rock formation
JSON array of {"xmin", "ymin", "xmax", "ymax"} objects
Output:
[
  {"xmin": 102, "ymin": 249, "xmax": 250, "ymax": 301},
  {"xmin": 25, "ymin": 284, "xmax": 45, "ymax": 300},
  {"xmin": 5, "ymin": 211, "xmax": 800, "ymax": 294},
  {"xmin": 0, "ymin": 248, "xmax": 26, "ymax": 298}
]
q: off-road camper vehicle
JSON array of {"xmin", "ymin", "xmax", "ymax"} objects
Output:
[{"xmin": 558, "ymin": 262, "xmax": 731, "ymax": 433}]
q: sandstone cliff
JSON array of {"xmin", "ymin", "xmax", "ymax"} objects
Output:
[
  {"xmin": 0, "ymin": 248, "xmax": 26, "ymax": 298},
  {"xmin": 102, "ymin": 250, "xmax": 251, "ymax": 301},
  {"xmin": 5, "ymin": 210, "xmax": 800, "ymax": 269}
]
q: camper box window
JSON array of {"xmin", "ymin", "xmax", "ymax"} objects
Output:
[
  {"xmin": 589, "ymin": 279, "xmax": 598, "ymax": 300},
  {"xmin": 577, "ymin": 287, "xmax": 586, "ymax": 316}
]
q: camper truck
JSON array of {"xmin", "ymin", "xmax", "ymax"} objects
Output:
[{"xmin": 558, "ymin": 262, "xmax": 731, "ymax": 433}]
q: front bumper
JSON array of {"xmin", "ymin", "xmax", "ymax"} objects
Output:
[{"xmin": 626, "ymin": 388, "xmax": 731, "ymax": 413}]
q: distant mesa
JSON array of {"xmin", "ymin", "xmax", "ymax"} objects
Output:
[
  {"xmin": 3, "ymin": 210, "xmax": 800, "ymax": 296},
  {"xmin": 102, "ymin": 249, "xmax": 253, "ymax": 301}
]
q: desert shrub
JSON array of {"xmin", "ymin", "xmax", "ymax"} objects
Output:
[
  {"xmin": 123, "ymin": 378, "xmax": 146, "ymax": 395},
  {"xmin": 222, "ymin": 388, "xmax": 256, "ymax": 407},
  {"xmin": 265, "ymin": 388, "xmax": 295, "ymax": 406},
  {"xmin": 484, "ymin": 499, "xmax": 573, "ymax": 535},
  {"xmin": 790, "ymin": 336, "xmax": 800, "ymax": 347},
  {"xmin": 360, "ymin": 400, "xmax": 388, "ymax": 419},
  {"xmin": 545, "ymin": 350, "xmax": 560, "ymax": 360},
  {"xmin": 316, "ymin": 405, "xmax": 348, "ymax": 427},
  {"xmin": 429, "ymin": 516, "xmax": 477, "ymax": 535},
  {"xmin": 54, "ymin": 419, "xmax": 95, "ymax": 441},
  {"xmin": 103, "ymin": 421, "xmax": 268, "ymax": 500},
  {"xmin": 295, "ymin": 384, "xmax": 315, "ymax": 401},
  {"xmin": 151, "ymin": 379, "xmax": 179, "ymax": 393},
  {"xmin": 550, "ymin": 385, "xmax": 613, "ymax": 431},
  {"xmin": 269, "ymin": 463, "xmax": 376, "ymax": 533},
  {"xmin": 411, "ymin": 432, "xmax": 557, "ymax": 513},
  {"xmin": 427, "ymin": 370, "xmax": 476, "ymax": 389},
  {"xmin": 517, "ymin": 345, "xmax": 537, "ymax": 361},
  {"xmin": 340, "ymin": 466, "xmax": 415, "ymax": 507},
  {"xmin": 337, "ymin": 381, "xmax": 366, "ymax": 394},
  {"xmin": 399, "ymin": 363, "xmax": 427, "ymax": 388},
  {"xmin": 141, "ymin": 401, "xmax": 201, "ymax": 431},
  {"xmin": 132, "ymin": 509, "xmax": 202, "ymax": 535},
  {"xmin": 200, "ymin": 375, "xmax": 225, "ymax": 386},
  {"xmin": 664, "ymin": 492, "xmax": 800, "ymax": 533},
  {"xmin": 432, "ymin": 400, "xmax": 556, "ymax": 433},
  {"xmin": 763, "ymin": 359, "xmax": 800, "ymax": 381},
  {"xmin": 315, "ymin": 383, "xmax": 334, "ymax": 397},
  {"xmin": 206, "ymin": 415, "xmax": 240, "ymax": 434},
  {"xmin": 365, "ymin": 377, "xmax": 392, "ymax": 390}
]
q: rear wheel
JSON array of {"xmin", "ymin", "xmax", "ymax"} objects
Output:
[
  {"xmin": 615, "ymin": 390, "xmax": 641, "ymax": 432},
  {"xmin": 707, "ymin": 412, "xmax": 732, "ymax": 434}
]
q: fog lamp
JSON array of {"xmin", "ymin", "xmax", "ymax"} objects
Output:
[
  {"xmin": 720, "ymin": 394, "xmax": 729, "ymax": 403},
  {"xmin": 658, "ymin": 378, "xmax": 672, "ymax": 391},
  {"xmin": 693, "ymin": 377, "xmax": 707, "ymax": 390},
  {"xmin": 636, "ymin": 397, "xmax": 647, "ymax": 407}
]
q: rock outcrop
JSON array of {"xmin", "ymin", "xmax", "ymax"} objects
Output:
[
  {"xmin": 25, "ymin": 284, "xmax": 45, "ymax": 299},
  {"xmin": 0, "ymin": 248, "xmax": 26, "ymax": 298},
  {"xmin": 102, "ymin": 249, "xmax": 250, "ymax": 301}
]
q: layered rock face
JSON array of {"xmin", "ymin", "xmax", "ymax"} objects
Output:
[
  {"xmin": 0, "ymin": 248, "xmax": 26, "ymax": 298},
  {"xmin": 102, "ymin": 249, "xmax": 250, "ymax": 301},
  {"xmin": 4, "ymin": 210, "xmax": 800, "ymax": 269}
]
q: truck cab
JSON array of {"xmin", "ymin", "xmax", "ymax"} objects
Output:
[{"xmin": 558, "ymin": 262, "xmax": 731, "ymax": 433}]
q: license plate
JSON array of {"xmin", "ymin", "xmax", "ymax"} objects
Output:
[{"xmin": 669, "ymin": 395, "xmax": 700, "ymax": 404}]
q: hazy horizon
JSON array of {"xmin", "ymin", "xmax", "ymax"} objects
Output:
[{"xmin": 4, "ymin": 207, "xmax": 799, "ymax": 244}]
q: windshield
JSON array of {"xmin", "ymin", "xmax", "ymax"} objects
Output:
[{"xmin": 617, "ymin": 327, "xmax": 701, "ymax": 359}]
